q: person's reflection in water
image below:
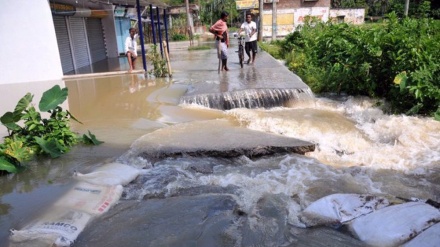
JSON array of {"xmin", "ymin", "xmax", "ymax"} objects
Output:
[
  {"xmin": 246, "ymin": 66, "xmax": 257, "ymax": 85},
  {"xmin": 220, "ymin": 73, "xmax": 229, "ymax": 92},
  {"xmin": 238, "ymin": 67, "xmax": 245, "ymax": 82},
  {"xmin": 128, "ymin": 74, "xmax": 146, "ymax": 93}
]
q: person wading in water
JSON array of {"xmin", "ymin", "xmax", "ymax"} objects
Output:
[{"xmin": 209, "ymin": 11, "xmax": 230, "ymax": 71}]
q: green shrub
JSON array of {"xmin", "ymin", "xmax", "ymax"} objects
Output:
[
  {"xmin": 0, "ymin": 86, "xmax": 103, "ymax": 173},
  {"xmin": 258, "ymin": 42, "xmax": 282, "ymax": 59},
  {"xmin": 270, "ymin": 14, "xmax": 440, "ymax": 119},
  {"xmin": 171, "ymin": 33, "xmax": 187, "ymax": 41},
  {"xmin": 147, "ymin": 44, "xmax": 169, "ymax": 77}
]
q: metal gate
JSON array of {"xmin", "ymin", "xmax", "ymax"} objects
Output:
[
  {"xmin": 68, "ymin": 17, "xmax": 91, "ymax": 69},
  {"xmin": 53, "ymin": 16, "xmax": 74, "ymax": 74},
  {"xmin": 86, "ymin": 18, "xmax": 107, "ymax": 63},
  {"xmin": 52, "ymin": 15, "xmax": 107, "ymax": 74}
]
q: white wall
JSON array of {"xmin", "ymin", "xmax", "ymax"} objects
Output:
[
  {"xmin": 330, "ymin": 9, "xmax": 365, "ymax": 24},
  {"xmin": 262, "ymin": 7, "xmax": 330, "ymax": 38},
  {"xmin": 0, "ymin": 0, "xmax": 63, "ymax": 84}
]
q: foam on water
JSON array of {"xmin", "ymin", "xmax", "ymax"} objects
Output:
[
  {"xmin": 228, "ymin": 96, "xmax": 440, "ymax": 173},
  {"xmin": 119, "ymin": 153, "xmax": 383, "ymax": 227}
]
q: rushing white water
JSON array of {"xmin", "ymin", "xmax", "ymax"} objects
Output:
[
  {"xmin": 101, "ymin": 95, "xmax": 439, "ymax": 247},
  {"xmin": 227, "ymin": 96, "xmax": 440, "ymax": 172}
]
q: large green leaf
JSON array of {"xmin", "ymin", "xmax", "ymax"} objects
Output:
[
  {"xmin": 14, "ymin": 93, "xmax": 33, "ymax": 115},
  {"xmin": 0, "ymin": 112, "xmax": 22, "ymax": 131},
  {"xmin": 2, "ymin": 122, "xmax": 21, "ymax": 131},
  {"xmin": 38, "ymin": 85, "xmax": 68, "ymax": 112},
  {"xmin": 1, "ymin": 112, "xmax": 16, "ymax": 125},
  {"xmin": 34, "ymin": 137, "xmax": 63, "ymax": 158},
  {"xmin": 0, "ymin": 157, "xmax": 18, "ymax": 173}
]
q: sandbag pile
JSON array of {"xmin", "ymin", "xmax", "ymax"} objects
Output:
[
  {"xmin": 10, "ymin": 163, "xmax": 141, "ymax": 247},
  {"xmin": 299, "ymin": 193, "xmax": 440, "ymax": 247}
]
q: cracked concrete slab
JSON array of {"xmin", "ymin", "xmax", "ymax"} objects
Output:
[{"xmin": 130, "ymin": 119, "xmax": 315, "ymax": 160}]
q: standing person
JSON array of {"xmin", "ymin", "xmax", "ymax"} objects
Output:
[
  {"xmin": 209, "ymin": 11, "xmax": 229, "ymax": 71},
  {"xmin": 187, "ymin": 25, "xmax": 194, "ymax": 47},
  {"xmin": 125, "ymin": 28, "xmax": 138, "ymax": 73},
  {"xmin": 238, "ymin": 13, "xmax": 258, "ymax": 65}
]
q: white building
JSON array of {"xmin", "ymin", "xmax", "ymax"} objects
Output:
[{"xmin": 0, "ymin": 0, "xmax": 166, "ymax": 85}]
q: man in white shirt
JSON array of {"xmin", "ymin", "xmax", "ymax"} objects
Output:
[
  {"xmin": 238, "ymin": 13, "xmax": 258, "ymax": 64},
  {"xmin": 125, "ymin": 28, "xmax": 138, "ymax": 72}
]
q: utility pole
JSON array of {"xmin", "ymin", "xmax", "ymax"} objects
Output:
[
  {"xmin": 185, "ymin": 0, "xmax": 194, "ymax": 35},
  {"xmin": 258, "ymin": 0, "xmax": 263, "ymax": 41},
  {"xmin": 404, "ymin": 0, "xmax": 409, "ymax": 17},
  {"xmin": 272, "ymin": 0, "xmax": 276, "ymax": 41}
]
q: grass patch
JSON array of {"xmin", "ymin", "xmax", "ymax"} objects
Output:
[
  {"xmin": 188, "ymin": 45, "xmax": 212, "ymax": 51},
  {"xmin": 258, "ymin": 42, "xmax": 282, "ymax": 59}
]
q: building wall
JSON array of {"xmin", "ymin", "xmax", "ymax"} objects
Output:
[
  {"xmin": 101, "ymin": 4, "xmax": 119, "ymax": 58},
  {"xmin": 329, "ymin": 8, "xmax": 365, "ymax": 24},
  {"xmin": 262, "ymin": 0, "xmax": 331, "ymax": 38},
  {"xmin": 263, "ymin": 0, "xmax": 331, "ymax": 10},
  {"xmin": 0, "ymin": 0, "xmax": 63, "ymax": 84}
]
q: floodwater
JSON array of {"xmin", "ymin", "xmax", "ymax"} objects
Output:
[{"xmin": 1, "ymin": 48, "xmax": 440, "ymax": 247}]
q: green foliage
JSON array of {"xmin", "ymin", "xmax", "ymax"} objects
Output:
[
  {"xmin": 258, "ymin": 42, "xmax": 282, "ymax": 59},
  {"xmin": 170, "ymin": 15, "xmax": 188, "ymax": 38},
  {"xmin": 39, "ymin": 86, "xmax": 68, "ymax": 112},
  {"xmin": 0, "ymin": 85, "xmax": 103, "ymax": 173},
  {"xmin": 147, "ymin": 44, "xmax": 169, "ymax": 78},
  {"xmin": 171, "ymin": 33, "xmax": 188, "ymax": 41},
  {"xmin": 82, "ymin": 131, "xmax": 104, "ymax": 145},
  {"xmin": 349, "ymin": 0, "xmax": 437, "ymax": 18},
  {"xmin": 267, "ymin": 15, "xmax": 440, "ymax": 119},
  {"xmin": 188, "ymin": 45, "xmax": 211, "ymax": 51},
  {"xmin": 200, "ymin": 0, "xmax": 239, "ymax": 25},
  {"xmin": 0, "ymin": 156, "xmax": 18, "ymax": 173}
]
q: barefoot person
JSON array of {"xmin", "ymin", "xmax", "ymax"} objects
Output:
[
  {"xmin": 238, "ymin": 13, "xmax": 258, "ymax": 65},
  {"xmin": 209, "ymin": 11, "xmax": 229, "ymax": 71},
  {"xmin": 125, "ymin": 28, "xmax": 138, "ymax": 72}
]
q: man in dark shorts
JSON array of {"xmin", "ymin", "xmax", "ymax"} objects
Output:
[{"xmin": 238, "ymin": 13, "xmax": 258, "ymax": 64}]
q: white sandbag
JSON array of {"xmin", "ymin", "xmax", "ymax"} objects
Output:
[
  {"xmin": 74, "ymin": 162, "xmax": 141, "ymax": 186},
  {"xmin": 299, "ymin": 193, "xmax": 389, "ymax": 227},
  {"xmin": 403, "ymin": 223, "xmax": 440, "ymax": 247},
  {"xmin": 349, "ymin": 202, "xmax": 440, "ymax": 247},
  {"xmin": 54, "ymin": 182, "xmax": 123, "ymax": 216},
  {"xmin": 10, "ymin": 208, "xmax": 92, "ymax": 247}
]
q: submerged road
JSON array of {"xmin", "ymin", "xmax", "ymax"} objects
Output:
[{"xmin": 167, "ymin": 40, "xmax": 314, "ymax": 110}]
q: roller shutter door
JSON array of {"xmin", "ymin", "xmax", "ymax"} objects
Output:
[
  {"xmin": 69, "ymin": 17, "xmax": 90, "ymax": 69},
  {"xmin": 53, "ymin": 16, "xmax": 74, "ymax": 74},
  {"xmin": 86, "ymin": 18, "xmax": 107, "ymax": 63}
]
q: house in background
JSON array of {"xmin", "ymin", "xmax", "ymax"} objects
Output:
[
  {"xmin": 329, "ymin": 8, "xmax": 365, "ymax": 24},
  {"xmin": 257, "ymin": 0, "xmax": 364, "ymax": 37},
  {"xmin": 167, "ymin": 4, "xmax": 205, "ymax": 34}
]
